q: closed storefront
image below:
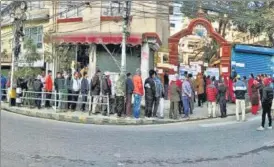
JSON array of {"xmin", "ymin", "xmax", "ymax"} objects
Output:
[{"xmin": 231, "ymin": 44, "xmax": 274, "ymax": 77}]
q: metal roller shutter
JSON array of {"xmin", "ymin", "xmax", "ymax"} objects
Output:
[{"xmin": 231, "ymin": 45, "xmax": 274, "ymax": 77}]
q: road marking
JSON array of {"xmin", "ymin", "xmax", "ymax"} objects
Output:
[
  {"xmin": 264, "ymin": 140, "xmax": 274, "ymax": 147},
  {"xmin": 199, "ymin": 121, "xmax": 239, "ymax": 127},
  {"xmin": 199, "ymin": 116, "xmax": 262, "ymax": 128},
  {"xmin": 247, "ymin": 116, "xmax": 261, "ymax": 122}
]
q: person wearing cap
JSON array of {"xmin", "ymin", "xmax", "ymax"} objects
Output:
[
  {"xmin": 45, "ymin": 70, "xmax": 53, "ymax": 108},
  {"xmin": 125, "ymin": 73, "xmax": 134, "ymax": 117},
  {"xmin": 144, "ymin": 69, "xmax": 156, "ymax": 118},
  {"xmin": 33, "ymin": 75, "xmax": 44, "ymax": 109},
  {"xmin": 206, "ymin": 77, "xmax": 218, "ymax": 118},
  {"xmin": 91, "ymin": 69, "xmax": 101, "ymax": 114},
  {"xmin": 257, "ymin": 78, "xmax": 273, "ymax": 131},
  {"xmin": 132, "ymin": 68, "xmax": 144, "ymax": 118},
  {"xmin": 169, "ymin": 76, "xmax": 181, "ymax": 119},
  {"xmin": 102, "ymin": 71, "xmax": 112, "ymax": 115},
  {"xmin": 115, "ymin": 73, "xmax": 126, "ymax": 117},
  {"xmin": 233, "ymin": 75, "xmax": 247, "ymax": 121}
]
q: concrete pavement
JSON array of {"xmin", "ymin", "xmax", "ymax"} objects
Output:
[
  {"xmin": 1, "ymin": 110, "xmax": 274, "ymax": 167},
  {"xmin": 1, "ymin": 101, "xmax": 250, "ymax": 125}
]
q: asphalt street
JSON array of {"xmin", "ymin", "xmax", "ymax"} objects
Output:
[{"xmin": 1, "ymin": 110, "xmax": 274, "ymax": 167}]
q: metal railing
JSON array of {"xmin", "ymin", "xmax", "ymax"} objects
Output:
[{"xmin": 0, "ymin": 88, "xmax": 111, "ymax": 116}]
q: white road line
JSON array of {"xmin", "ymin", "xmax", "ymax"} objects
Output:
[
  {"xmin": 264, "ymin": 140, "xmax": 274, "ymax": 147},
  {"xmin": 247, "ymin": 116, "xmax": 261, "ymax": 121},
  {"xmin": 199, "ymin": 116, "xmax": 261, "ymax": 128},
  {"xmin": 199, "ymin": 121, "xmax": 239, "ymax": 127}
]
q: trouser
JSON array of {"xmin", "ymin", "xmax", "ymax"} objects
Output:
[
  {"xmin": 208, "ymin": 101, "xmax": 217, "ymax": 117},
  {"xmin": 102, "ymin": 95, "xmax": 109, "ymax": 115},
  {"xmin": 67, "ymin": 90, "xmax": 72, "ymax": 109},
  {"xmin": 25, "ymin": 89, "xmax": 34, "ymax": 107},
  {"xmin": 35, "ymin": 92, "xmax": 41, "ymax": 108},
  {"xmin": 81, "ymin": 93, "xmax": 88, "ymax": 111},
  {"xmin": 198, "ymin": 94, "xmax": 203, "ymax": 107},
  {"xmin": 189, "ymin": 93, "xmax": 194, "ymax": 114},
  {"xmin": 179, "ymin": 100, "xmax": 183, "ymax": 115},
  {"xmin": 169, "ymin": 101, "xmax": 179, "ymax": 119},
  {"xmin": 153, "ymin": 97, "xmax": 160, "ymax": 117},
  {"xmin": 133, "ymin": 94, "xmax": 141, "ymax": 118},
  {"xmin": 126, "ymin": 94, "xmax": 132, "ymax": 116},
  {"xmin": 219, "ymin": 97, "xmax": 227, "ymax": 117},
  {"xmin": 236, "ymin": 99, "xmax": 246, "ymax": 121},
  {"xmin": 203, "ymin": 92, "xmax": 207, "ymax": 102},
  {"xmin": 71, "ymin": 90, "xmax": 79, "ymax": 110},
  {"xmin": 116, "ymin": 96, "xmax": 125, "ymax": 117},
  {"xmin": 145, "ymin": 98, "xmax": 154, "ymax": 117},
  {"xmin": 261, "ymin": 102, "xmax": 272, "ymax": 128},
  {"xmin": 92, "ymin": 95, "xmax": 100, "ymax": 113},
  {"xmin": 45, "ymin": 92, "xmax": 52, "ymax": 107},
  {"xmin": 55, "ymin": 90, "xmax": 60, "ymax": 107},
  {"xmin": 182, "ymin": 96, "xmax": 190, "ymax": 116},
  {"xmin": 1, "ymin": 89, "xmax": 6, "ymax": 101},
  {"xmin": 164, "ymin": 84, "xmax": 168, "ymax": 100}
]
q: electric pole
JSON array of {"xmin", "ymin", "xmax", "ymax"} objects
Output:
[
  {"xmin": 0, "ymin": 0, "xmax": 2, "ymax": 111},
  {"xmin": 121, "ymin": 1, "xmax": 131, "ymax": 74},
  {"xmin": 10, "ymin": 1, "xmax": 27, "ymax": 105}
]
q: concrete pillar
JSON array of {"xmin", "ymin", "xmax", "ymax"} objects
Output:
[
  {"xmin": 88, "ymin": 44, "xmax": 97, "ymax": 80},
  {"xmin": 140, "ymin": 42, "xmax": 150, "ymax": 82}
]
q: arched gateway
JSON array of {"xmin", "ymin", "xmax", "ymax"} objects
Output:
[{"xmin": 168, "ymin": 15, "xmax": 231, "ymax": 77}]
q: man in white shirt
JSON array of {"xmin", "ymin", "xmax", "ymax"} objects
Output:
[{"xmin": 71, "ymin": 72, "xmax": 81, "ymax": 111}]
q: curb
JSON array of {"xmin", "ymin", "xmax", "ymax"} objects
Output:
[{"xmin": 1, "ymin": 104, "xmax": 251, "ymax": 125}]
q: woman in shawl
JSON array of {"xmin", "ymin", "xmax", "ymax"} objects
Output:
[{"xmin": 251, "ymin": 80, "xmax": 260, "ymax": 115}]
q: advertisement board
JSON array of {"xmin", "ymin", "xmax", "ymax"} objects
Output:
[{"xmin": 205, "ymin": 68, "xmax": 220, "ymax": 80}]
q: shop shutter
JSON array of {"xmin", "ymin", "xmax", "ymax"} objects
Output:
[
  {"xmin": 97, "ymin": 51, "xmax": 140, "ymax": 74},
  {"xmin": 231, "ymin": 46, "xmax": 274, "ymax": 77}
]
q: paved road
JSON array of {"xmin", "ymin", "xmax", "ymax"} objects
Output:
[{"xmin": 1, "ymin": 110, "xmax": 274, "ymax": 167}]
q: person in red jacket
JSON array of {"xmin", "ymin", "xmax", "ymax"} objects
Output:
[
  {"xmin": 206, "ymin": 78, "xmax": 218, "ymax": 118},
  {"xmin": 45, "ymin": 70, "xmax": 53, "ymax": 108},
  {"xmin": 132, "ymin": 69, "xmax": 144, "ymax": 118}
]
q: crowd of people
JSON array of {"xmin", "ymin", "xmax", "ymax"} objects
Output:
[
  {"xmin": 166, "ymin": 70, "xmax": 273, "ymax": 130},
  {"xmin": 0, "ymin": 68, "xmax": 273, "ymax": 128}
]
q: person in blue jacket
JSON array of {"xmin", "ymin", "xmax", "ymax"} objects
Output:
[{"xmin": 1, "ymin": 74, "xmax": 7, "ymax": 101}]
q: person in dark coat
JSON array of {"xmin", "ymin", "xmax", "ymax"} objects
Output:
[
  {"xmin": 144, "ymin": 70, "xmax": 156, "ymax": 118},
  {"xmin": 33, "ymin": 76, "xmax": 44, "ymax": 109},
  {"xmin": 54, "ymin": 72, "xmax": 65, "ymax": 108},
  {"xmin": 81, "ymin": 72, "xmax": 89, "ymax": 111},
  {"xmin": 251, "ymin": 80, "xmax": 260, "ymax": 115},
  {"xmin": 91, "ymin": 69, "xmax": 101, "ymax": 114},
  {"xmin": 257, "ymin": 79, "xmax": 273, "ymax": 131},
  {"xmin": 163, "ymin": 71, "xmax": 169, "ymax": 100},
  {"xmin": 102, "ymin": 71, "xmax": 112, "ymax": 115},
  {"xmin": 217, "ymin": 80, "xmax": 227, "ymax": 118},
  {"xmin": 125, "ymin": 73, "xmax": 134, "ymax": 117}
]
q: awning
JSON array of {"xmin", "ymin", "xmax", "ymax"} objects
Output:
[{"xmin": 53, "ymin": 33, "xmax": 142, "ymax": 46}]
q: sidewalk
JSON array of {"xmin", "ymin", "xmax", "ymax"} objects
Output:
[{"xmin": 1, "ymin": 101, "xmax": 250, "ymax": 125}]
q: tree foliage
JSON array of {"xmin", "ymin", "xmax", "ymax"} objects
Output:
[
  {"xmin": 180, "ymin": 1, "xmax": 274, "ymax": 47},
  {"xmin": 44, "ymin": 31, "xmax": 76, "ymax": 71}
]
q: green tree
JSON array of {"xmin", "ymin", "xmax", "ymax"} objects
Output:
[
  {"xmin": 43, "ymin": 32, "xmax": 76, "ymax": 72},
  {"xmin": 14, "ymin": 38, "xmax": 41, "ymax": 78}
]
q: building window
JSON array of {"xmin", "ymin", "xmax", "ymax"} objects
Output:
[
  {"xmin": 102, "ymin": 1, "xmax": 124, "ymax": 16},
  {"xmin": 170, "ymin": 23, "xmax": 175, "ymax": 28},
  {"xmin": 59, "ymin": 1, "xmax": 84, "ymax": 18},
  {"xmin": 28, "ymin": 1, "xmax": 44, "ymax": 10},
  {"xmin": 24, "ymin": 26, "xmax": 43, "ymax": 49}
]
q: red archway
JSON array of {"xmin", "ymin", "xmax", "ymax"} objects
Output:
[{"xmin": 168, "ymin": 17, "xmax": 231, "ymax": 77}]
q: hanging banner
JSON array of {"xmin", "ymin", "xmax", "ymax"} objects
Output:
[{"xmin": 205, "ymin": 68, "xmax": 220, "ymax": 80}]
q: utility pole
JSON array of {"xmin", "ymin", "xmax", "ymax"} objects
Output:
[
  {"xmin": 10, "ymin": 1, "xmax": 27, "ymax": 106},
  {"xmin": 0, "ymin": 0, "xmax": 2, "ymax": 111},
  {"xmin": 121, "ymin": 1, "xmax": 131, "ymax": 74}
]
